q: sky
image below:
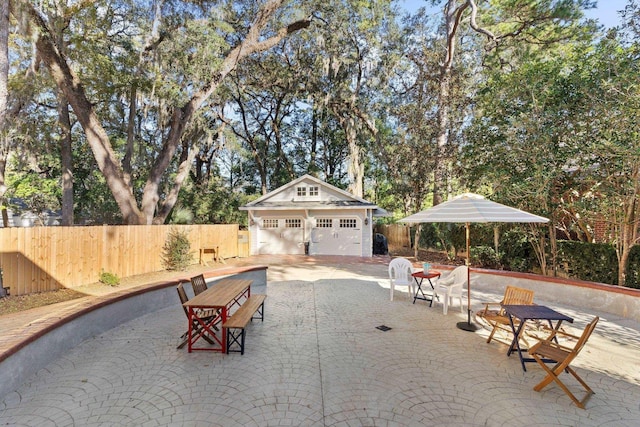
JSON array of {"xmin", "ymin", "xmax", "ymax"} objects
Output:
[{"xmin": 398, "ymin": 0, "xmax": 628, "ymax": 29}]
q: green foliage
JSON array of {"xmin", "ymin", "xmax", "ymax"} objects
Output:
[
  {"xmin": 625, "ymin": 246, "xmax": 640, "ymax": 289},
  {"xmin": 169, "ymin": 207, "xmax": 194, "ymax": 225},
  {"xmin": 557, "ymin": 241, "xmax": 619, "ymax": 285},
  {"xmin": 3, "ymin": 0, "xmax": 637, "ymax": 289},
  {"xmin": 416, "ymin": 222, "xmax": 542, "ymax": 272},
  {"xmin": 162, "ymin": 228, "xmax": 193, "ymax": 271},
  {"xmin": 498, "ymin": 228, "xmax": 537, "ymax": 273},
  {"xmin": 177, "ymin": 173, "xmax": 252, "ymax": 225},
  {"xmin": 99, "ymin": 270, "xmax": 120, "ymax": 287},
  {"xmin": 5, "ymin": 148, "xmax": 62, "ymax": 216},
  {"xmin": 417, "ymin": 223, "xmax": 467, "ymax": 261},
  {"xmin": 470, "ymin": 246, "xmax": 503, "ymax": 270}
]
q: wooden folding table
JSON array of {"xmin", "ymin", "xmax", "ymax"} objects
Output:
[{"xmin": 503, "ymin": 304, "xmax": 574, "ymax": 371}]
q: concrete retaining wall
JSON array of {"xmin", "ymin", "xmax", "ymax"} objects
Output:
[
  {"xmin": 469, "ymin": 268, "xmax": 640, "ymax": 322},
  {"xmin": 0, "ymin": 266, "xmax": 267, "ymax": 401}
]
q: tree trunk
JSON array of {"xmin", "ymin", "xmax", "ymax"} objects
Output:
[
  {"xmin": 433, "ymin": 0, "xmax": 495, "ymax": 206},
  {"xmin": 153, "ymin": 140, "xmax": 200, "ymax": 224},
  {"xmin": 123, "ymin": 84, "xmax": 136, "ymax": 185},
  {"xmin": 309, "ymin": 105, "xmax": 319, "ymax": 175},
  {"xmin": 433, "ymin": 69, "xmax": 451, "ymax": 206},
  {"xmin": 0, "ymin": 0, "xmax": 8, "ymax": 226},
  {"xmin": 616, "ymin": 181, "xmax": 639, "ymax": 286},
  {"xmin": 54, "ymin": 25, "xmax": 74, "ymax": 226},
  {"xmin": 618, "ymin": 245, "xmax": 630, "ymax": 287},
  {"xmin": 0, "ymin": 0, "xmax": 7, "ymax": 130},
  {"xmin": 344, "ymin": 117, "xmax": 364, "ymax": 198},
  {"xmin": 549, "ymin": 224, "xmax": 558, "ymax": 276},
  {"xmin": 413, "ymin": 224, "xmax": 422, "ymax": 259},
  {"xmin": 58, "ymin": 92, "xmax": 74, "ymax": 225},
  {"xmin": 25, "ymin": 0, "xmax": 310, "ymax": 224},
  {"xmin": 433, "ymin": 1, "xmax": 466, "ymax": 206}
]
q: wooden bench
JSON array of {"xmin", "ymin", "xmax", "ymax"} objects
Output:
[
  {"xmin": 223, "ymin": 294, "xmax": 267, "ymax": 355},
  {"xmin": 199, "ymin": 246, "xmax": 224, "ymax": 265}
]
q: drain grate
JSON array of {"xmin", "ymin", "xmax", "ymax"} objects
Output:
[{"xmin": 376, "ymin": 325, "xmax": 392, "ymax": 331}]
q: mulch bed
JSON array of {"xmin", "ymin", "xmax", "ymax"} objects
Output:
[
  {"xmin": 389, "ymin": 246, "xmax": 466, "ymax": 266},
  {"xmin": 0, "ymin": 288, "xmax": 86, "ymax": 315}
]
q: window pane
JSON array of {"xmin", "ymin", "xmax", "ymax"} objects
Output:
[
  {"xmin": 285, "ymin": 218, "xmax": 302, "ymax": 228},
  {"xmin": 316, "ymin": 218, "xmax": 332, "ymax": 228},
  {"xmin": 263, "ymin": 219, "xmax": 278, "ymax": 228},
  {"xmin": 339, "ymin": 218, "xmax": 357, "ymax": 228}
]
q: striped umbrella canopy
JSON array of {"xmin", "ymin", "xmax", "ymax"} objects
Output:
[
  {"xmin": 399, "ymin": 193, "xmax": 550, "ymax": 224},
  {"xmin": 399, "ymin": 193, "xmax": 549, "ymax": 331}
]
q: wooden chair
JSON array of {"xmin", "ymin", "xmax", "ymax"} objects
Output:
[
  {"xmin": 476, "ymin": 285, "xmax": 535, "ymax": 344},
  {"xmin": 176, "ymin": 282, "xmax": 217, "ymax": 350},
  {"xmin": 529, "ymin": 316, "xmax": 599, "ymax": 409},
  {"xmin": 191, "ymin": 274, "xmax": 208, "ymax": 296}
]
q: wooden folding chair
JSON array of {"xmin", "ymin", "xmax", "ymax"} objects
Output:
[
  {"xmin": 529, "ymin": 316, "xmax": 599, "ymax": 409},
  {"xmin": 191, "ymin": 274, "xmax": 208, "ymax": 296},
  {"xmin": 476, "ymin": 285, "xmax": 535, "ymax": 344},
  {"xmin": 176, "ymin": 282, "xmax": 218, "ymax": 350}
]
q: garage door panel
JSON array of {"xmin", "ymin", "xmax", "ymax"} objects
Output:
[
  {"xmin": 281, "ymin": 228, "xmax": 305, "ymax": 254},
  {"xmin": 310, "ymin": 218, "xmax": 361, "ymax": 256},
  {"xmin": 258, "ymin": 229, "xmax": 281, "ymax": 254},
  {"xmin": 257, "ymin": 219, "xmax": 304, "ymax": 255},
  {"xmin": 310, "ymin": 227, "xmax": 333, "ymax": 255},
  {"xmin": 336, "ymin": 228, "xmax": 361, "ymax": 256}
]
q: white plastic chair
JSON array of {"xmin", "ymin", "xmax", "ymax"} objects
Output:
[
  {"xmin": 388, "ymin": 257, "xmax": 416, "ymax": 301},
  {"xmin": 433, "ymin": 265, "xmax": 467, "ymax": 314}
]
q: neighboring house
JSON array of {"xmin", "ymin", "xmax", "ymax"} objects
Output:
[
  {"xmin": 240, "ymin": 175, "xmax": 387, "ymax": 257},
  {"xmin": 0, "ymin": 199, "xmax": 61, "ymax": 227}
]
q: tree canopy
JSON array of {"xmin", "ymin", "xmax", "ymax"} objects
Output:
[{"xmin": 2, "ymin": 0, "xmax": 639, "ymax": 284}]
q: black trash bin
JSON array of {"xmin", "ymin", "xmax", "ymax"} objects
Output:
[{"xmin": 373, "ymin": 233, "xmax": 388, "ymax": 255}]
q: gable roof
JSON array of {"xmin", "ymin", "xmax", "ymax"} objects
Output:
[{"xmin": 240, "ymin": 174, "xmax": 388, "ymax": 216}]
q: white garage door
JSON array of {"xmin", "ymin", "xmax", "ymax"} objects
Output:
[
  {"xmin": 258, "ymin": 218, "xmax": 305, "ymax": 255},
  {"xmin": 310, "ymin": 217, "xmax": 361, "ymax": 256}
]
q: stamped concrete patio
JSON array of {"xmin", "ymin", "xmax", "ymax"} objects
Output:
[{"xmin": 0, "ymin": 255, "xmax": 639, "ymax": 426}]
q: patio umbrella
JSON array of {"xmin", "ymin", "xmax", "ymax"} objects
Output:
[{"xmin": 399, "ymin": 193, "xmax": 549, "ymax": 332}]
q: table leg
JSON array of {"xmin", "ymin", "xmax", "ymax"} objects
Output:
[
  {"xmin": 427, "ymin": 278, "xmax": 436, "ymax": 307},
  {"xmin": 507, "ymin": 314, "xmax": 529, "ymax": 372},
  {"xmin": 221, "ymin": 307, "xmax": 227, "ymax": 353},
  {"xmin": 187, "ymin": 308, "xmax": 225, "ymax": 352},
  {"xmin": 412, "ymin": 277, "xmax": 421, "ymax": 304},
  {"xmin": 548, "ymin": 319, "xmax": 564, "ymax": 343},
  {"xmin": 413, "ymin": 278, "xmax": 434, "ymax": 305},
  {"xmin": 188, "ymin": 307, "xmax": 194, "ymax": 353}
]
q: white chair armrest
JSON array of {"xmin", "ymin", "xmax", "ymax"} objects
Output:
[{"xmin": 438, "ymin": 274, "xmax": 454, "ymax": 286}]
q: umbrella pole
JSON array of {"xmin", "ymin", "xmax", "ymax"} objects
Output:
[{"xmin": 457, "ymin": 222, "xmax": 479, "ymax": 332}]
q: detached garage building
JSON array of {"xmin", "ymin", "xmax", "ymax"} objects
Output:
[{"xmin": 240, "ymin": 175, "xmax": 387, "ymax": 257}]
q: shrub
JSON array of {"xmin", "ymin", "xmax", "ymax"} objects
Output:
[
  {"xmin": 470, "ymin": 246, "xmax": 503, "ymax": 270},
  {"xmin": 99, "ymin": 270, "xmax": 120, "ymax": 286},
  {"xmin": 162, "ymin": 227, "xmax": 193, "ymax": 271},
  {"xmin": 557, "ymin": 241, "xmax": 618, "ymax": 285},
  {"xmin": 626, "ymin": 245, "xmax": 640, "ymax": 289}
]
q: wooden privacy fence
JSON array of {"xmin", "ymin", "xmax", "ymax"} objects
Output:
[
  {"xmin": 375, "ymin": 224, "xmax": 411, "ymax": 249},
  {"xmin": 0, "ymin": 224, "xmax": 247, "ymax": 296}
]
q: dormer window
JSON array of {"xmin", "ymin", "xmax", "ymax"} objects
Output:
[{"xmin": 295, "ymin": 184, "xmax": 321, "ymax": 201}]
